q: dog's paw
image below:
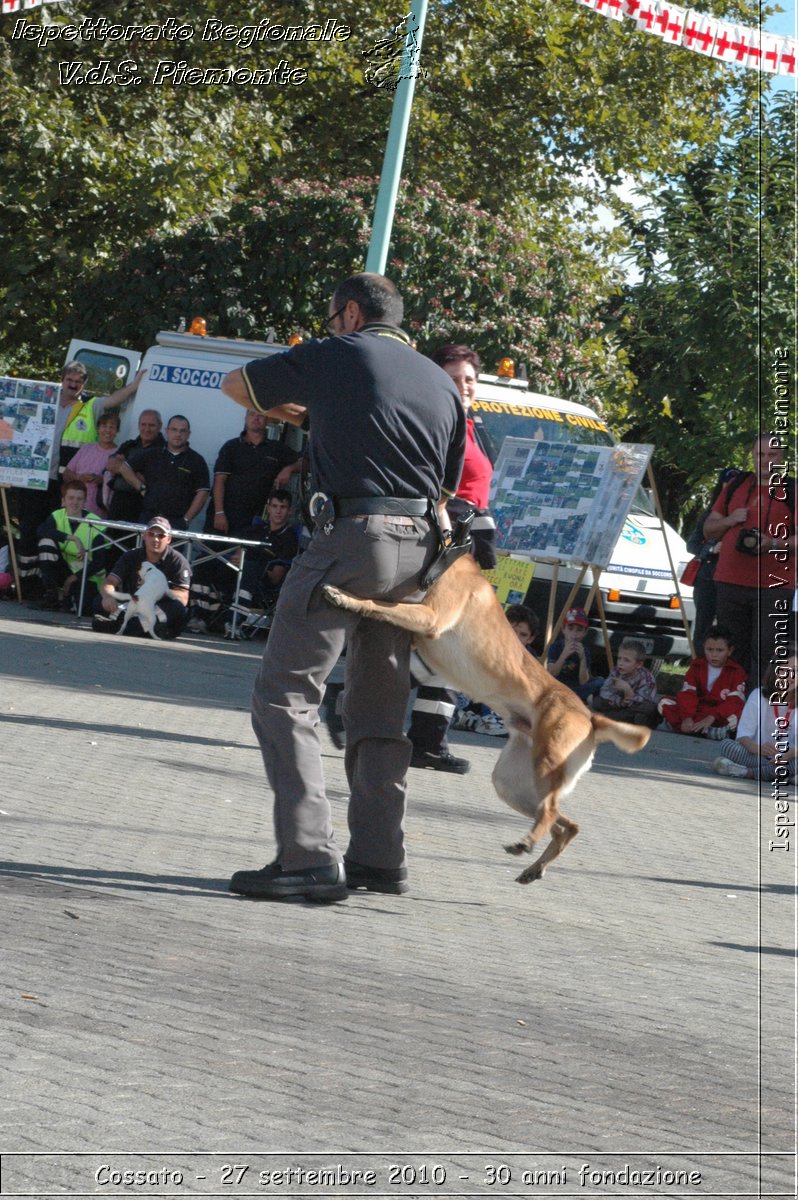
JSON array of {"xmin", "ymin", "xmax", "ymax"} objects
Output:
[
  {"xmin": 516, "ymin": 864, "xmax": 546, "ymax": 884},
  {"xmin": 322, "ymin": 584, "xmax": 349, "ymax": 609},
  {"xmin": 504, "ymin": 841, "xmax": 531, "ymax": 856}
]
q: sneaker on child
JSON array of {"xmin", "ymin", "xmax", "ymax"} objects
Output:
[
  {"xmin": 473, "ymin": 713, "xmax": 508, "ymax": 737},
  {"xmin": 712, "ymin": 756, "xmax": 748, "ymax": 777}
]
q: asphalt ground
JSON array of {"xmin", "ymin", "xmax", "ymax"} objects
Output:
[{"xmin": 0, "ymin": 600, "xmax": 795, "ymax": 1200}]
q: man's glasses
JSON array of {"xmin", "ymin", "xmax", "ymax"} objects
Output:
[{"xmin": 322, "ymin": 304, "xmax": 347, "ymax": 336}]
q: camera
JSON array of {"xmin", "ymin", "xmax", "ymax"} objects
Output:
[{"xmin": 736, "ymin": 527, "xmax": 762, "ymax": 556}]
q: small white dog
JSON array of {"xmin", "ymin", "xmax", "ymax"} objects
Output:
[{"xmin": 110, "ymin": 561, "xmax": 178, "ymax": 638}]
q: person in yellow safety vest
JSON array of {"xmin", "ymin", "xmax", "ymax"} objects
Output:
[
  {"xmin": 34, "ymin": 480, "xmax": 108, "ymax": 614},
  {"xmin": 58, "ymin": 362, "xmax": 146, "ymax": 473}
]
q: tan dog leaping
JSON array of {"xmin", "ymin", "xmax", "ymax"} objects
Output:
[{"xmin": 323, "ymin": 555, "xmax": 650, "ymax": 884}]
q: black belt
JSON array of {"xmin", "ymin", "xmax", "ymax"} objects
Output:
[{"xmin": 335, "ymin": 497, "xmax": 430, "ymax": 517}]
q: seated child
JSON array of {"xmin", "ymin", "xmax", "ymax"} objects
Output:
[
  {"xmin": 189, "ymin": 489, "xmax": 298, "ymax": 633},
  {"xmin": 451, "ymin": 605, "xmax": 541, "ymax": 737},
  {"xmin": 546, "ymin": 606, "xmax": 604, "ymax": 701},
  {"xmin": 658, "ymin": 624, "xmax": 746, "ymax": 739},
  {"xmin": 591, "ymin": 637, "xmax": 659, "ymax": 728},
  {"xmin": 504, "ymin": 603, "xmax": 540, "ymax": 657},
  {"xmin": 713, "ymin": 647, "xmax": 798, "ymax": 780},
  {"xmin": 35, "ymin": 480, "xmax": 107, "ymax": 614}
]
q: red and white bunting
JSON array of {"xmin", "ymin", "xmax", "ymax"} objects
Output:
[
  {"xmin": 716, "ymin": 25, "xmax": 760, "ymax": 66},
  {"xmin": 2, "ymin": 0, "xmax": 68, "ymax": 12},
  {"xmin": 635, "ymin": 2, "xmax": 658, "ymax": 33},
  {"xmin": 711, "ymin": 22, "xmax": 738, "ymax": 63},
  {"xmin": 656, "ymin": 3, "xmax": 687, "ymax": 44},
  {"xmin": 683, "ymin": 12, "xmax": 717, "ymax": 55},
  {"xmin": 648, "ymin": 2, "xmax": 668, "ymax": 39},
  {"xmin": 778, "ymin": 36, "xmax": 797, "ymax": 75},
  {"xmin": 739, "ymin": 28, "xmax": 763, "ymax": 69},
  {"xmin": 575, "ymin": 0, "xmax": 797, "ymax": 74},
  {"xmin": 595, "ymin": 0, "xmax": 625, "ymax": 22},
  {"xmin": 761, "ymin": 33, "xmax": 782, "ymax": 73}
]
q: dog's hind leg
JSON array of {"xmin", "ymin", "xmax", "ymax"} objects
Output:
[
  {"xmin": 494, "ymin": 739, "xmax": 581, "ymax": 882},
  {"xmin": 323, "ymin": 586, "xmax": 441, "ymax": 636},
  {"xmin": 502, "ymin": 792, "xmax": 560, "ymax": 858},
  {"xmin": 514, "ymin": 813, "xmax": 579, "ymax": 884},
  {"xmin": 494, "ymin": 737, "xmax": 563, "ymax": 860}
]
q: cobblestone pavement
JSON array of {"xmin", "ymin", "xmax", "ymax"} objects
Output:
[{"xmin": 1, "ymin": 602, "xmax": 794, "ymax": 1198}]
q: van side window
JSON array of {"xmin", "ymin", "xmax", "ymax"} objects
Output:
[{"xmin": 72, "ymin": 350, "xmax": 130, "ymax": 395}]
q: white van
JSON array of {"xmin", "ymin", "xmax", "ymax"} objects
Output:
[
  {"xmin": 64, "ymin": 331, "xmax": 304, "ymax": 473},
  {"xmin": 471, "ymin": 373, "xmax": 693, "ymax": 662}
]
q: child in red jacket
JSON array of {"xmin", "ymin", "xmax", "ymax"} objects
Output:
[{"xmin": 659, "ymin": 625, "xmax": 746, "ymax": 739}]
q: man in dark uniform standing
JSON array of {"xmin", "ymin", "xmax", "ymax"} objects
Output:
[
  {"xmin": 116, "ymin": 414, "xmax": 210, "ymax": 530},
  {"xmin": 206, "ymin": 409, "xmax": 300, "ymax": 535},
  {"xmin": 221, "ymin": 273, "xmax": 465, "ymax": 903},
  {"xmin": 105, "ymin": 408, "xmax": 166, "ymax": 524}
]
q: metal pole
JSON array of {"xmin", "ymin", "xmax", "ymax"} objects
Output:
[{"xmin": 365, "ymin": 1, "xmax": 429, "ymax": 275}]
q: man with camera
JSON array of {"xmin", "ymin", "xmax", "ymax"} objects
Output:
[{"xmin": 703, "ymin": 432, "xmax": 796, "ymax": 688}]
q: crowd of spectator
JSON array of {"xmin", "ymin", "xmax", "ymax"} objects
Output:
[
  {"xmin": 8, "ymin": 366, "xmax": 795, "ymax": 788},
  {"xmin": 12, "ymin": 365, "xmax": 304, "ymax": 642}
]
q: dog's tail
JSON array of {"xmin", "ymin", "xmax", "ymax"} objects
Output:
[{"xmin": 591, "ymin": 713, "xmax": 651, "ymax": 753}]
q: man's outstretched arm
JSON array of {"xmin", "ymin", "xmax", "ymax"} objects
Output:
[{"xmin": 222, "ymin": 368, "xmax": 307, "ymax": 427}]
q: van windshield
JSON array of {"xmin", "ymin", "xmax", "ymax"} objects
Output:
[
  {"xmin": 471, "ymin": 407, "xmax": 614, "ymax": 461},
  {"xmin": 472, "ymin": 405, "xmax": 655, "ymax": 517}
]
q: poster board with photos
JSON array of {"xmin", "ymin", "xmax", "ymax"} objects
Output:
[
  {"xmin": 0, "ymin": 375, "xmax": 60, "ymax": 489},
  {"xmin": 490, "ymin": 437, "xmax": 654, "ymax": 569}
]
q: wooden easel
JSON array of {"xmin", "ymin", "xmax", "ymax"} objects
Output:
[
  {"xmin": 541, "ymin": 561, "xmax": 615, "ymax": 668},
  {"xmin": 647, "ymin": 463, "xmax": 694, "ymax": 659},
  {"xmin": 537, "ymin": 461, "xmax": 694, "ymax": 667}
]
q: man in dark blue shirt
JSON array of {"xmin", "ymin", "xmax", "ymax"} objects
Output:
[
  {"xmin": 206, "ymin": 409, "xmax": 300, "ymax": 535},
  {"xmin": 221, "ymin": 273, "xmax": 465, "ymax": 903},
  {"xmin": 118, "ymin": 415, "xmax": 210, "ymax": 530},
  {"xmin": 105, "ymin": 408, "xmax": 166, "ymax": 524}
]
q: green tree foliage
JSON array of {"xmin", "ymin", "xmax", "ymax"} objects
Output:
[
  {"xmin": 67, "ymin": 176, "xmax": 634, "ymax": 405},
  {"xmin": 0, "ymin": 0, "xmax": 766, "ymax": 372},
  {"xmin": 611, "ymin": 92, "xmax": 796, "ymax": 527}
]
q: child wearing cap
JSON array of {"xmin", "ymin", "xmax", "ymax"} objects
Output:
[{"xmin": 546, "ymin": 607, "xmax": 604, "ymax": 702}]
